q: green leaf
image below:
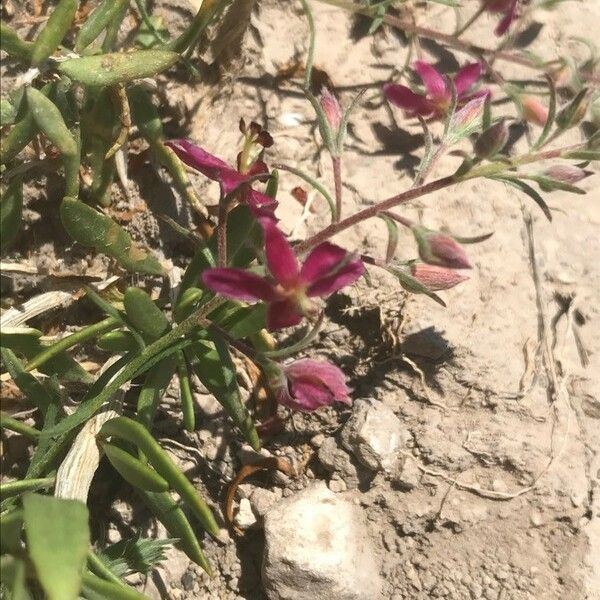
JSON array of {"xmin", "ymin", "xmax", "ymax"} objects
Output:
[
  {"xmin": 188, "ymin": 332, "xmax": 260, "ymax": 450},
  {"xmin": 75, "ymin": 0, "xmax": 129, "ymax": 52},
  {"xmin": 97, "ymin": 330, "xmax": 139, "ymax": 352},
  {"xmin": 60, "ymin": 197, "xmax": 164, "ymax": 275},
  {"xmin": 123, "ymin": 288, "xmax": 170, "ymax": 341},
  {"xmin": 136, "ymin": 357, "xmax": 177, "ymax": 430},
  {"xmin": 0, "ymin": 555, "xmax": 31, "ymax": 600},
  {"xmin": 1, "ymin": 178, "xmax": 23, "ymax": 251},
  {"xmin": 57, "ymin": 50, "xmax": 179, "ymax": 87},
  {"xmin": 0, "ymin": 21, "xmax": 34, "ymax": 62},
  {"xmin": 0, "ymin": 509, "xmax": 24, "ymax": 554},
  {"xmin": 1, "ymin": 97, "xmax": 17, "ymax": 126},
  {"xmin": 102, "ymin": 442, "xmax": 170, "ymax": 492},
  {"xmin": 386, "ymin": 265, "xmax": 447, "ymax": 307},
  {"xmin": 1, "ymin": 348, "xmax": 57, "ymax": 415},
  {"xmin": 98, "ymin": 417, "xmax": 220, "ymax": 537},
  {"xmin": 563, "ymin": 149, "xmax": 600, "ymax": 161},
  {"xmin": 138, "ymin": 490, "xmax": 210, "ymax": 571},
  {"xmin": 0, "ymin": 477, "xmax": 55, "ymax": 500},
  {"xmin": 23, "ymin": 494, "xmax": 90, "ymax": 600},
  {"xmin": 81, "ymin": 571, "xmax": 148, "ymax": 600},
  {"xmin": 494, "ymin": 176, "xmax": 552, "ymax": 221},
  {"xmin": 30, "ymin": 0, "xmax": 78, "ymax": 65},
  {"xmin": 176, "ymin": 351, "xmax": 195, "ymax": 432},
  {"xmin": 26, "ymin": 87, "xmax": 77, "ymax": 156},
  {"xmin": 98, "ymin": 535, "xmax": 175, "ymax": 577},
  {"xmin": 533, "ymin": 75, "xmax": 556, "ymax": 149},
  {"xmin": 529, "ymin": 175, "xmax": 586, "ymax": 194}
]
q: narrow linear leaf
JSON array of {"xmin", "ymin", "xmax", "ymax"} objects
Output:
[
  {"xmin": 98, "ymin": 417, "xmax": 220, "ymax": 537},
  {"xmin": 495, "ymin": 176, "xmax": 553, "ymax": 221},
  {"xmin": 30, "ymin": 0, "xmax": 78, "ymax": 65},
  {"xmin": 102, "ymin": 442, "xmax": 170, "ymax": 492}
]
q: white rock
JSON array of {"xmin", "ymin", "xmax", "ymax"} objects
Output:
[
  {"xmin": 262, "ymin": 482, "xmax": 383, "ymax": 600},
  {"xmin": 341, "ymin": 399, "xmax": 409, "ymax": 471},
  {"xmin": 234, "ymin": 498, "xmax": 257, "ymax": 530}
]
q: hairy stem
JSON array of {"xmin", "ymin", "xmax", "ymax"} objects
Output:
[
  {"xmin": 295, "ymin": 141, "xmax": 586, "ymax": 253},
  {"xmin": 332, "ymin": 156, "xmax": 343, "ymax": 222}
]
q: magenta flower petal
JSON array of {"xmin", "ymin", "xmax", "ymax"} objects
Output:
[
  {"xmin": 494, "ymin": 0, "xmax": 518, "ymax": 35},
  {"xmin": 260, "ymin": 219, "xmax": 300, "ymax": 287},
  {"xmin": 165, "ymin": 140, "xmax": 244, "ymax": 193},
  {"xmin": 383, "ymin": 83, "xmax": 433, "ymax": 116},
  {"xmin": 306, "ymin": 254, "xmax": 365, "ymax": 298},
  {"xmin": 414, "ymin": 61, "xmax": 448, "ymax": 100},
  {"xmin": 245, "ymin": 188, "xmax": 278, "ymax": 208},
  {"xmin": 281, "ymin": 359, "xmax": 351, "ymax": 411},
  {"xmin": 453, "ymin": 63, "xmax": 483, "ymax": 96},
  {"xmin": 300, "ymin": 242, "xmax": 349, "ymax": 283},
  {"xmin": 202, "ymin": 268, "xmax": 276, "ymax": 302},
  {"xmin": 267, "ymin": 299, "xmax": 303, "ymax": 330}
]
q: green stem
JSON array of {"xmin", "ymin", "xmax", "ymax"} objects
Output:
[
  {"xmin": 169, "ymin": 0, "xmax": 229, "ymax": 54},
  {"xmin": 0, "ymin": 413, "xmax": 40, "ymax": 439},
  {"xmin": 82, "ymin": 570, "xmax": 148, "ymax": 600},
  {"xmin": 24, "ymin": 316, "xmax": 120, "ymax": 373},
  {"xmin": 272, "ymin": 163, "xmax": 337, "ymax": 221},
  {"xmin": 299, "ymin": 0, "xmax": 316, "ymax": 90},
  {"xmin": 0, "ymin": 477, "xmax": 55, "ymax": 500},
  {"xmin": 332, "ymin": 156, "xmax": 343, "ymax": 222},
  {"xmin": 47, "ymin": 298, "xmax": 224, "ymax": 439},
  {"xmin": 455, "ymin": 4, "xmax": 486, "ymax": 37}
]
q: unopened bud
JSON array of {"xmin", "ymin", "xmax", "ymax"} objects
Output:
[
  {"xmin": 520, "ymin": 96, "xmax": 548, "ymax": 126},
  {"xmin": 412, "ymin": 226, "xmax": 472, "ymax": 269},
  {"xmin": 445, "ymin": 95, "xmax": 488, "ymax": 144},
  {"xmin": 410, "ymin": 263, "xmax": 469, "ymax": 291},
  {"xmin": 543, "ymin": 164, "xmax": 590, "ymax": 185},
  {"xmin": 319, "ymin": 87, "xmax": 342, "ymax": 132},
  {"xmin": 474, "ymin": 120, "xmax": 509, "ymax": 158},
  {"xmin": 556, "ymin": 89, "xmax": 589, "ymax": 130}
]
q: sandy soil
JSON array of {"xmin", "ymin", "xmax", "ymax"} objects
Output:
[{"xmin": 2, "ymin": 0, "xmax": 599, "ymax": 598}]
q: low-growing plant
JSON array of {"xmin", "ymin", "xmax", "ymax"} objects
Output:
[{"xmin": 1, "ymin": 0, "xmax": 598, "ymax": 597}]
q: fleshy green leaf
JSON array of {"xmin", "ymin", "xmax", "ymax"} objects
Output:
[
  {"xmin": 57, "ymin": 50, "xmax": 179, "ymax": 87},
  {"xmin": 1, "ymin": 178, "xmax": 23, "ymax": 251},
  {"xmin": 60, "ymin": 197, "xmax": 164, "ymax": 275},
  {"xmin": 23, "ymin": 494, "xmax": 90, "ymax": 600}
]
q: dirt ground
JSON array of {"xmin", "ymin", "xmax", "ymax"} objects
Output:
[{"xmin": 2, "ymin": 0, "xmax": 599, "ymax": 598}]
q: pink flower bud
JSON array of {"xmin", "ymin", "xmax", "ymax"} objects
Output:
[
  {"xmin": 412, "ymin": 226, "xmax": 472, "ymax": 269},
  {"xmin": 520, "ymin": 96, "xmax": 548, "ymax": 126},
  {"xmin": 267, "ymin": 359, "xmax": 351, "ymax": 412},
  {"xmin": 543, "ymin": 164, "xmax": 590, "ymax": 185},
  {"xmin": 410, "ymin": 263, "xmax": 469, "ymax": 291},
  {"xmin": 319, "ymin": 87, "xmax": 342, "ymax": 132}
]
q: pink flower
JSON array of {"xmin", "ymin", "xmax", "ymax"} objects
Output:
[
  {"xmin": 411, "ymin": 226, "xmax": 472, "ymax": 269},
  {"xmin": 520, "ymin": 96, "xmax": 548, "ymax": 126},
  {"xmin": 481, "ymin": 0, "xmax": 520, "ymax": 36},
  {"xmin": 270, "ymin": 359, "xmax": 351, "ymax": 411},
  {"xmin": 165, "ymin": 139, "xmax": 276, "ymax": 214},
  {"xmin": 202, "ymin": 219, "xmax": 365, "ymax": 330},
  {"xmin": 384, "ymin": 61, "xmax": 488, "ymax": 118},
  {"xmin": 410, "ymin": 263, "xmax": 469, "ymax": 291}
]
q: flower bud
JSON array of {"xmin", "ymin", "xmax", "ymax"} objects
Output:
[
  {"xmin": 474, "ymin": 120, "xmax": 509, "ymax": 158},
  {"xmin": 543, "ymin": 164, "xmax": 590, "ymax": 185},
  {"xmin": 555, "ymin": 89, "xmax": 590, "ymax": 130},
  {"xmin": 411, "ymin": 226, "xmax": 472, "ymax": 269},
  {"xmin": 410, "ymin": 263, "xmax": 469, "ymax": 291},
  {"xmin": 520, "ymin": 96, "xmax": 548, "ymax": 126},
  {"xmin": 265, "ymin": 359, "xmax": 351, "ymax": 412},
  {"xmin": 319, "ymin": 87, "xmax": 343, "ymax": 133}
]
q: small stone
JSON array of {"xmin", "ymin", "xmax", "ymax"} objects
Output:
[
  {"xmin": 328, "ymin": 477, "xmax": 347, "ymax": 493},
  {"xmin": 181, "ymin": 569, "xmax": 195, "ymax": 591},
  {"xmin": 311, "ymin": 433, "xmax": 325, "ymax": 448},
  {"xmin": 341, "ymin": 398, "xmax": 409, "ymax": 471},
  {"xmin": 234, "ymin": 498, "xmax": 257, "ymax": 530},
  {"xmin": 394, "ymin": 458, "xmax": 421, "ymax": 490},
  {"xmin": 530, "ymin": 510, "xmax": 543, "ymax": 527},
  {"xmin": 491, "ymin": 479, "xmax": 508, "ymax": 493},
  {"xmin": 249, "ymin": 487, "xmax": 278, "ymax": 518},
  {"xmin": 262, "ymin": 482, "xmax": 382, "ymax": 599}
]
